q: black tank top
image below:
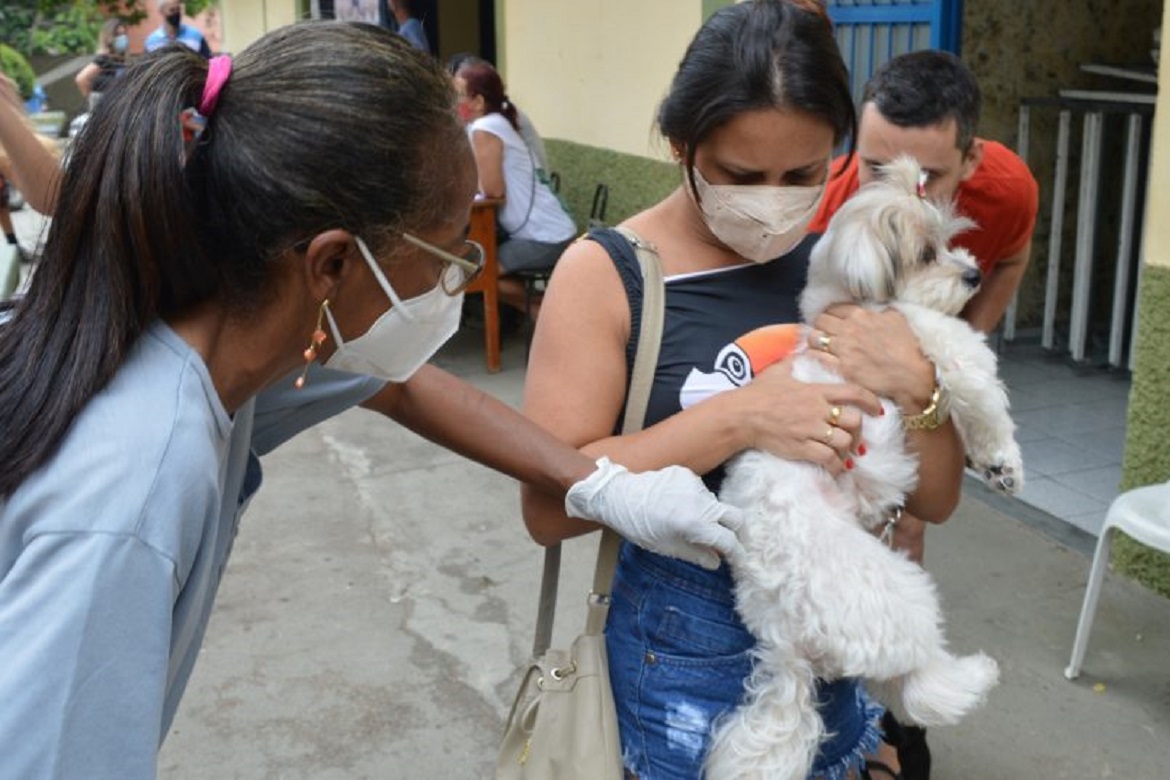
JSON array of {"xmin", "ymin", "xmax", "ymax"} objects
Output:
[{"xmin": 588, "ymin": 227, "xmax": 814, "ymax": 492}]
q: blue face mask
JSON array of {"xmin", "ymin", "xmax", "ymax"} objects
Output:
[{"xmin": 113, "ymin": 34, "xmax": 129, "ymax": 53}]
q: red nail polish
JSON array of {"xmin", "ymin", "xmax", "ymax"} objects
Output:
[
  {"xmin": 879, "ymin": 406, "xmax": 886, "ymax": 416},
  {"xmin": 858, "ymin": 443, "xmax": 867, "ymax": 456},
  {"xmin": 845, "ymin": 458, "xmax": 854, "ymax": 470}
]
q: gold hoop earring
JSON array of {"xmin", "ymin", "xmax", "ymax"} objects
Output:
[{"xmin": 294, "ymin": 299, "xmax": 329, "ymax": 390}]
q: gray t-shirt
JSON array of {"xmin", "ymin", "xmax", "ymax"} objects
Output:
[{"xmin": 0, "ymin": 322, "xmax": 382, "ymax": 777}]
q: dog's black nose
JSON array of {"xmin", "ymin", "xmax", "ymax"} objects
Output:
[{"xmin": 962, "ymin": 267, "xmax": 983, "ymax": 288}]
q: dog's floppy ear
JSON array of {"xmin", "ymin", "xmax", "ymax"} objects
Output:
[{"xmin": 809, "ymin": 198, "xmax": 902, "ymax": 305}]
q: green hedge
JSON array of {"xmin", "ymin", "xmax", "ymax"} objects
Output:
[
  {"xmin": 1117, "ymin": 264, "xmax": 1170, "ymax": 598},
  {"xmin": 544, "ymin": 139, "xmax": 680, "ymax": 231},
  {"xmin": 0, "ymin": 44, "xmax": 36, "ymax": 100}
]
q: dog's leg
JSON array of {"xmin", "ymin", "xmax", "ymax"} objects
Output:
[
  {"xmin": 772, "ymin": 506, "xmax": 999, "ymax": 722},
  {"xmin": 897, "ymin": 305, "xmax": 1024, "ymax": 494},
  {"xmin": 867, "ymin": 648, "xmax": 1000, "ymax": 727},
  {"xmin": 704, "ymin": 643, "xmax": 821, "ymax": 780}
]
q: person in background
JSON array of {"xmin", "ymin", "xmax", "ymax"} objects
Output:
[
  {"xmin": 0, "ymin": 75, "xmax": 60, "ymax": 260},
  {"xmin": 808, "ymin": 49, "xmax": 1039, "ymax": 780},
  {"xmin": 521, "ymin": 2, "xmax": 966, "ymax": 778},
  {"xmin": 389, "ymin": 0, "xmax": 429, "ymax": 53},
  {"xmin": 145, "ymin": 0, "xmax": 212, "ymax": 58},
  {"xmin": 75, "ymin": 18, "xmax": 130, "ymax": 106},
  {"xmin": 811, "ymin": 50, "xmax": 1038, "ymax": 337},
  {"xmin": 455, "ymin": 61, "xmax": 575, "ymax": 278},
  {"xmin": 447, "ymin": 52, "xmax": 550, "ymax": 174},
  {"xmin": 0, "ymin": 24, "xmax": 743, "ymax": 777}
]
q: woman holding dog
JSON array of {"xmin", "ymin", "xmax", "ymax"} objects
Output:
[{"xmin": 521, "ymin": 1, "xmax": 966, "ymax": 778}]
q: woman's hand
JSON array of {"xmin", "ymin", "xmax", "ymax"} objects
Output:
[
  {"xmin": 809, "ymin": 304, "xmax": 935, "ymax": 413},
  {"xmin": 736, "ymin": 357, "xmax": 881, "ymax": 475},
  {"xmin": 811, "ymin": 304, "xmax": 965, "ymax": 522}
]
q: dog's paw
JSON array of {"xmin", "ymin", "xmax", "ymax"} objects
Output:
[{"xmin": 967, "ymin": 455, "xmax": 1024, "ymax": 495}]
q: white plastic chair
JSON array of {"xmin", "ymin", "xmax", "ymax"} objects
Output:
[{"xmin": 1065, "ymin": 478, "xmax": 1170, "ymax": 679}]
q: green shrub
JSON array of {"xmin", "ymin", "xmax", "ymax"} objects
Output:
[
  {"xmin": 30, "ymin": 3, "xmax": 101, "ymax": 56},
  {"xmin": 0, "ymin": 44, "xmax": 36, "ymax": 100}
]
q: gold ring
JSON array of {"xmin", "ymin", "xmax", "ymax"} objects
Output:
[
  {"xmin": 820, "ymin": 426, "xmax": 835, "ymax": 445},
  {"xmin": 817, "ymin": 333, "xmax": 833, "ymax": 353},
  {"xmin": 829, "ymin": 406, "xmax": 842, "ymax": 425}
]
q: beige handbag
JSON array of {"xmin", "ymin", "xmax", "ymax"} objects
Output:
[{"xmin": 495, "ymin": 227, "xmax": 664, "ymax": 780}]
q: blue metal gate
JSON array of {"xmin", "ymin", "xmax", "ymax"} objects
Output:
[{"xmin": 826, "ymin": 1, "xmax": 964, "ymax": 98}]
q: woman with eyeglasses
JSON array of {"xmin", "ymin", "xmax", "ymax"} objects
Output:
[{"xmin": 0, "ymin": 23, "xmax": 743, "ymax": 777}]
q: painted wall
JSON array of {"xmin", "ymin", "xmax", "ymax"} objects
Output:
[
  {"xmin": 544, "ymin": 139, "xmax": 678, "ymax": 230},
  {"xmin": 219, "ymin": 0, "xmax": 300, "ymax": 53},
  {"xmin": 500, "ymin": 0, "xmax": 703, "ymax": 159}
]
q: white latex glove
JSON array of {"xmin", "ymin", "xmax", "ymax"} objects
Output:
[{"xmin": 565, "ymin": 457, "xmax": 744, "ymax": 570}]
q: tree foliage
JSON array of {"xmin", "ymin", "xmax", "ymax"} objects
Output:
[
  {"xmin": 0, "ymin": 45, "xmax": 37, "ymax": 99},
  {"xmin": 0, "ymin": 1, "xmax": 217, "ymax": 57}
]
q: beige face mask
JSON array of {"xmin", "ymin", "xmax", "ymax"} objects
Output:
[{"xmin": 692, "ymin": 166, "xmax": 827, "ymax": 263}]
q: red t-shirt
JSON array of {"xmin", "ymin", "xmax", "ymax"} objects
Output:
[{"xmin": 809, "ymin": 140, "xmax": 1039, "ymax": 275}]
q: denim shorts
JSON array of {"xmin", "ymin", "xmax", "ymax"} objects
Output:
[{"xmin": 606, "ymin": 543, "xmax": 883, "ymax": 780}]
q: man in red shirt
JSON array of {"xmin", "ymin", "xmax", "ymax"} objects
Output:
[
  {"xmin": 811, "ymin": 51, "xmax": 1039, "ymax": 780},
  {"xmin": 811, "ymin": 50, "xmax": 1039, "ymax": 335}
]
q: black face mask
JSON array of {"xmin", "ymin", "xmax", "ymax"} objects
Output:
[{"xmin": 166, "ymin": 11, "xmax": 182, "ymax": 27}]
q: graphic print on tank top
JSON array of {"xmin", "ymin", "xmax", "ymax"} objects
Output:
[{"xmin": 679, "ymin": 323, "xmax": 807, "ymax": 410}]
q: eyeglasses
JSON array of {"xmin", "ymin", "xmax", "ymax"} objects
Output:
[{"xmin": 401, "ymin": 232, "xmax": 485, "ymax": 296}]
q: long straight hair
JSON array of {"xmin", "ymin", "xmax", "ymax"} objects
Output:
[{"xmin": 0, "ymin": 22, "xmax": 464, "ymax": 498}]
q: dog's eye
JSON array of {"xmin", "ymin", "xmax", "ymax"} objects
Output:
[{"xmin": 920, "ymin": 245, "xmax": 938, "ymax": 264}]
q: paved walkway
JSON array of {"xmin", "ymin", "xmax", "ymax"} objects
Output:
[{"xmin": 156, "ymin": 327, "xmax": 1170, "ymax": 779}]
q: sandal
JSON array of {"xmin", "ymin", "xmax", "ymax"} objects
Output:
[
  {"xmin": 862, "ymin": 760, "xmax": 903, "ymax": 779},
  {"xmin": 880, "ymin": 711, "xmax": 931, "ymax": 780}
]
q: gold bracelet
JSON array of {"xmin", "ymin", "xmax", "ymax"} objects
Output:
[{"xmin": 901, "ymin": 372, "xmax": 950, "ymax": 431}]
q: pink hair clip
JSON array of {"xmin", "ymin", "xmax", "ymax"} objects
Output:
[
  {"xmin": 179, "ymin": 55, "xmax": 232, "ymax": 165},
  {"xmin": 199, "ymin": 55, "xmax": 232, "ymax": 116}
]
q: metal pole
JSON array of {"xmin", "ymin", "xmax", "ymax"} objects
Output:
[
  {"xmin": 1004, "ymin": 103, "xmax": 1031, "ymax": 343},
  {"xmin": 1069, "ymin": 111, "xmax": 1103, "ymax": 362},
  {"xmin": 1109, "ymin": 113, "xmax": 1142, "ymax": 368},
  {"xmin": 1043, "ymin": 109, "xmax": 1071, "ymax": 351}
]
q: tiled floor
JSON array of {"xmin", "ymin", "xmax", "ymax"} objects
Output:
[{"xmin": 994, "ymin": 335, "xmax": 1132, "ymax": 537}]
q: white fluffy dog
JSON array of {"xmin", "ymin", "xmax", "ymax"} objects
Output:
[{"xmin": 704, "ymin": 156, "xmax": 1021, "ymax": 780}]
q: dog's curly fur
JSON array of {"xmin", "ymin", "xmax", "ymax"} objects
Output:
[{"xmin": 704, "ymin": 157, "xmax": 1020, "ymax": 780}]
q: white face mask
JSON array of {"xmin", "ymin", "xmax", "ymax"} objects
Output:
[
  {"xmin": 323, "ymin": 236, "xmax": 463, "ymax": 382},
  {"xmin": 692, "ymin": 166, "xmax": 827, "ymax": 263}
]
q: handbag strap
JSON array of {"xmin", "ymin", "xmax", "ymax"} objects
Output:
[{"xmin": 531, "ymin": 226, "xmax": 666, "ymax": 654}]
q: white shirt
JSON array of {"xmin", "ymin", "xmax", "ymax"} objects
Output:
[{"xmin": 469, "ymin": 113, "xmax": 576, "ymax": 244}]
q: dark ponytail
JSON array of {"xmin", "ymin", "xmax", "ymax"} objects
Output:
[
  {"xmin": 458, "ymin": 61, "xmax": 520, "ymax": 131},
  {"xmin": 0, "ymin": 22, "xmax": 464, "ymax": 497}
]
